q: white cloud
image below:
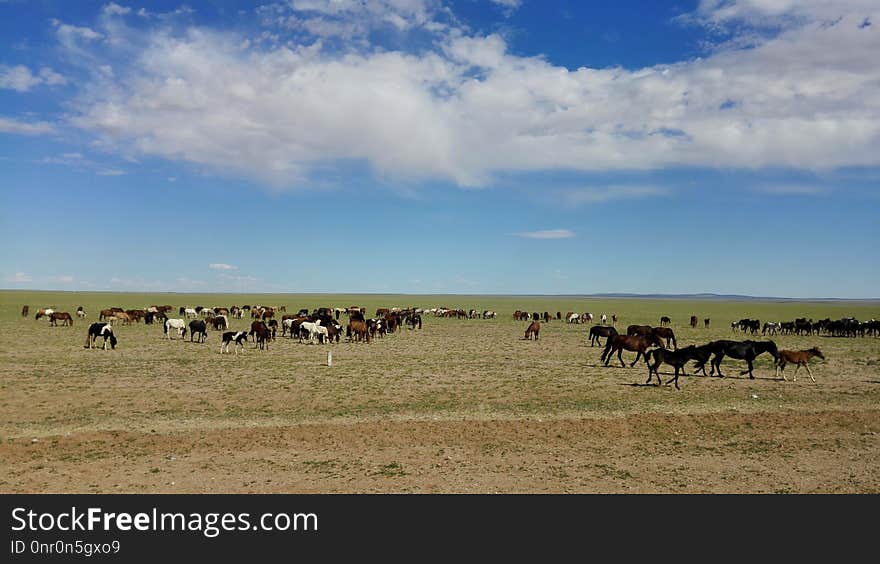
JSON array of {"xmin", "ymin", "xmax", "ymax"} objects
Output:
[
  {"xmin": 55, "ymin": 275, "xmax": 75, "ymax": 284},
  {"xmin": 0, "ymin": 65, "xmax": 66, "ymax": 91},
  {"xmin": 5, "ymin": 272, "xmax": 32, "ymax": 283},
  {"xmin": 0, "ymin": 116, "xmax": 55, "ymax": 135},
  {"xmin": 561, "ymin": 186, "xmax": 668, "ymax": 205},
  {"xmin": 489, "ymin": 0, "xmax": 523, "ymax": 13},
  {"xmin": 513, "ymin": 229, "xmax": 576, "ymax": 239},
  {"xmin": 61, "ymin": 1, "xmax": 880, "ymax": 190},
  {"xmin": 102, "ymin": 3, "xmax": 131, "ymax": 16},
  {"xmin": 208, "ymin": 263, "xmax": 238, "ymax": 271},
  {"xmin": 753, "ymin": 184, "xmax": 828, "ymax": 195},
  {"xmin": 0, "ymin": 65, "xmax": 41, "ymax": 91}
]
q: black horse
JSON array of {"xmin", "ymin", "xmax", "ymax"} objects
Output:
[
  {"xmin": 189, "ymin": 319, "xmax": 208, "ymax": 343},
  {"xmin": 706, "ymin": 340, "xmax": 779, "ymax": 379},
  {"xmin": 646, "ymin": 345, "xmax": 698, "ymax": 389},
  {"xmin": 589, "ymin": 325, "xmax": 618, "ymax": 347},
  {"xmin": 84, "ymin": 322, "xmax": 118, "ymax": 350},
  {"xmin": 689, "ymin": 343, "xmax": 715, "ymax": 376},
  {"xmin": 405, "ymin": 313, "xmax": 422, "ymax": 329}
]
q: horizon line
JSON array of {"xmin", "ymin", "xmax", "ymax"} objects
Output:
[{"xmin": 2, "ymin": 288, "xmax": 879, "ymax": 302}]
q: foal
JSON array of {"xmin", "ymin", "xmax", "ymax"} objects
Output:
[
  {"xmin": 775, "ymin": 347, "xmax": 825, "ymax": 383},
  {"xmin": 524, "ymin": 321, "xmax": 540, "ymax": 340}
]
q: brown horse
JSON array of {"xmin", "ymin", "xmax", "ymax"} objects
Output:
[
  {"xmin": 21, "ymin": 305, "xmax": 29, "ymax": 318},
  {"xmin": 602, "ymin": 334, "xmax": 664, "ymax": 367},
  {"xmin": 690, "ymin": 315, "xmax": 698, "ymax": 328},
  {"xmin": 652, "ymin": 327, "xmax": 677, "ymax": 349},
  {"xmin": 775, "ymin": 347, "xmax": 825, "ymax": 383},
  {"xmin": 524, "ymin": 321, "xmax": 540, "ymax": 340},
  {"xmin": 49, "ymin": 312, "xmax": 73, "ymax": 326},
  {"xmin": 660, "ymin": 316, "xmax": 671, "ymax": 326},
  {"xmin": 347, "ymin": 319, "xmax": 371, "ymax": 343},
  {"xmin": 626, "ymin": 324, "xmax": 653, "ymax": 337},
  {"xmin": 704, "ymin": 318, "xmax": 710, "ymax": 328}
]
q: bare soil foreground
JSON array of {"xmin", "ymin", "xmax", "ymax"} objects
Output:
[{"xmin": 2, "ymin": 291, "xmax": 879, "ymax": 493}]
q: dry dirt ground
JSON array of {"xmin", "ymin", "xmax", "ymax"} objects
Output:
[{"xmin": 2, "ymin": 292, "xmax": 879, "ymax": 493}]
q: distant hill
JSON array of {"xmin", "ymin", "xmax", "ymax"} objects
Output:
[{"xmin": 555, "ymin": 293, "xmax": 880, "ymax": 302}]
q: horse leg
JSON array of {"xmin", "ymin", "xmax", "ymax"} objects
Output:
[
  {"xmin": 805, "ymin": 363, "xmax": 815, "ymax": 383},
  {"xmin": 618, "ymin": 348, "xmax": 626, "ymax": 367},
  {"xmin": 712, "ymin": 354, "xmax": 725, "ymax": 377},
  {"xmin": 646, "ymin": 360, "xmax": 657, "ymax": 385},
  {"xmin": 630, "ymin": 350, "xmax": 641, "ymax": 368},
  {"xmin": 792, "ymin": 363, "xmax": 801, "ymax": 382},
  {"xmin": 665, "ymin": 366, "xmax": 681, "ymax": 390},
  {"xmin": 776, "ymin": 359, "xmax": 787, "ymax": 381},
  {"xmin": 743, "ymin": 358, "xmax": 755, "ymax": 379}
]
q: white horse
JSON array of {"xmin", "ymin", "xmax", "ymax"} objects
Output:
[
  {"xmin": 600, "ymin": 313, "xmax": 607, "ymax": 324},
  {"xmin": 164, "ymin": 318, "xmax": 187, "ymax": 340},
  {"xmin": 184, "ymin": 308, "xmax": 198, "ymax": 319},
  {"xmin": 299, "ymin": 321, "xmax": 323, "ymax": 344},
  {"xmin": 314, "ymin": 325, "xmax": 329, "ymax": 344},
  {"xmin": 581, "ymin": 312, "xmax": 594, "ymax": 324},
  {"xmin": 567, "ymin": 313, "xmax": 580, "ymax": 324}
]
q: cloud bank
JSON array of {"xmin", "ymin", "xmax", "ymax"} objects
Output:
[{"xmin": 19, "ymin": 1, "xmax": 880, "ymax": 189}]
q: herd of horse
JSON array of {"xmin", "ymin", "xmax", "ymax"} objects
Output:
[
  {"xmin": 24, "ymin": 302, "xmax": 850, "ymax": 388},
  {"xmin": 518, "ymin": 313, "xmax": 838, "ymax": 390}
]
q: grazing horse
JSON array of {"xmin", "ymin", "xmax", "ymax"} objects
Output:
[
  {"xmin": 220, "ymin": 331, "xmax": 249, "ymax": 354},
  {"xmin": 85, "ymin": 323, "xmax": 117, "ymax": 350},
  {"xmin": 49, "ymin": 312, "xmax": 73, "ymax": 326},
  {"xmin": 602, "ymin": 334, "xmax": 665, "ymax": 367},
  {"xmin": 406, "ymin": 313, "xmax": 422, "ymax": 329},
  {"xmin": 611, "ymin": 314, "xmax": 617, "ymax": 325},
  {"xmin": 211, "ymin": 315, "xmax": 228, "ymax": 331},
  {"xmin": 652, "ymin": 327, "xmax": 677, "ymax": 349},
  {"xmin": 600, "ymin": 313, "xmax": 607, "ymax": 325},
  {"xmin": 99, "ymin": 309, "xmax": 115, "ymax": 321},
  {"xmin": 524, "ymin": 321, "xmax": 540, "ymax": 340},
  {"xmin": 706, "ymin": 340, "xmax": 779, "ymax": 379},
  {"xmin": 164, "ymin": 318, "xmax": 187, "ymax": 340},
  {"xmin": 567, "ymin": 313, "xmax": 580, "ymax": 324},
  {"xmin": 775, "ymin": 348, "xmax": 825, "ymax": 383},
  {"xmin": 626, "ymin": 324, "xmax": 653, "ymax": 337},
  {"xmin": 589, "ymin": 325, "xmax": 618, "ymax": 347},
  {"xmin": 582, "ymin": 312, "xmax": 594, "ymax": 324},
  {"xmin": 690, "ymin": 315, "xmax": 698, "ymax": 328},
  {"xmin": 21, "ymin": 305, "xmax": 29, "ymax": 317},
  {"xmin": 35, "ymin": 308, "xmax": 54, "ymax": 320},
  {"xmin": 703, "ymin": 318, "xmax": 710, "ymax": 328},
  {"xmin": 249, "ymin": 321, "xmax": 271, "ymax": 350},
  {"xmin": 347, "ymin": 320, "xmax": 371, "ymax": 343},
  {"xmin": 646, "ymin": 345, "xmax": 699, "ymax": 389},
  {"xmin": 188, "ymin": 319, "xmax": 208, "ymax": 343},
  {"xmin": 300, "ymin": 321, "xmax": 323, "ymax": 344},
  {"xmin": 660, "ymin": 316, "xmax": 671, "ymax": 326},
  {"xmin": 76, "ymin": 306, "xmax": 86, "ymax": 318}
]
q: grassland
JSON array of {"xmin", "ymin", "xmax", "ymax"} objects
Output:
[{"xmin": 1, "ymin": 290, "xmax": 879, "ymax": 493}]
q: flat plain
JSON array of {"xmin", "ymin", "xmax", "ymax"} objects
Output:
[{"xmin": 2, "ymin": 290, "xmax": 878, "ymax": 493}]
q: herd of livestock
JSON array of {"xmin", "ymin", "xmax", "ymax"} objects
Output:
[{"xmin": 20, "ymin": 302, "xmax": 878, "ymax": 389}]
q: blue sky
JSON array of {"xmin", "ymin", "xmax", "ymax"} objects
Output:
[{"xmin": 1, "ymin": 0, "xmax": 878, "ymax": 297}]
